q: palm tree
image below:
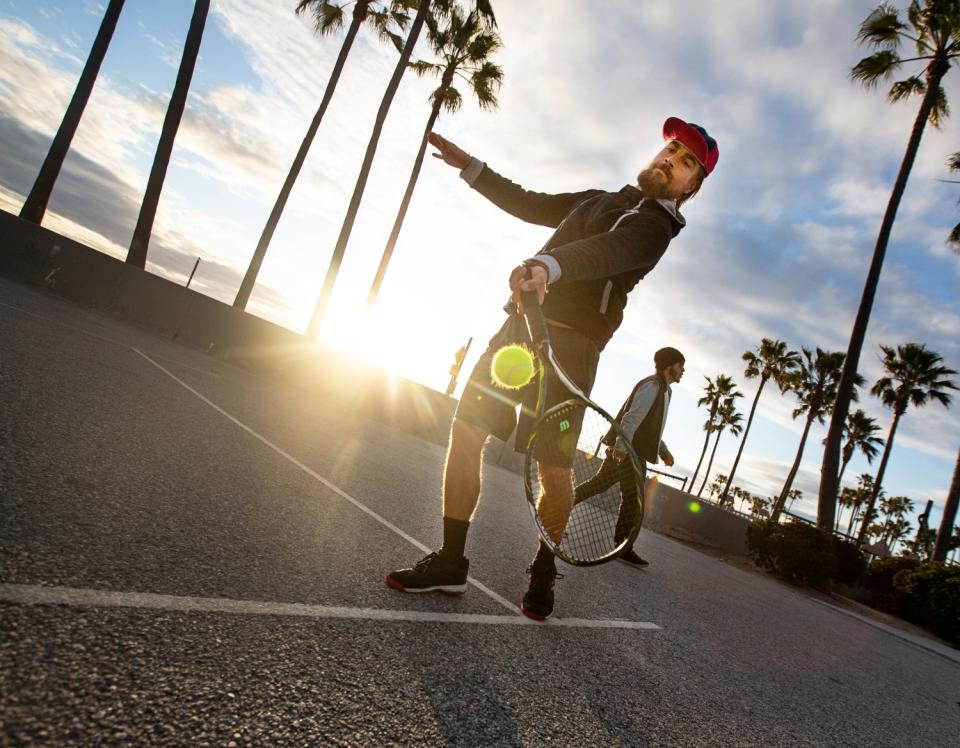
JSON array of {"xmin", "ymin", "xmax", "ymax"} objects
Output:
[
  {"xmin": 847, "ymin": 473, "xmax": 882, "ymax": 536},
  {"xmin": 750, "ymin": 495, "xmax": 771, "ymax": 519},
  {"xmin": 689, "ymin": 374, "xmax": 739, "ymax": 490},
  {"xmin": 820, "ymin": 0, "xmax": 960, "ymax": 528},
  {"xmin": 837, "ymin": 485, "xmax": 858, "ymax": 532},
  {"xmin": 786, "ymin": 488, "xmax": 803, "ymax": 514},
  {"xmin": 835, "ymin": 409, "xmax": 884, "ymax": 489},
  {"xmin": 707, "ymin": 473, "xmax": 728, "ymax": 502},
  {"xmin": 856, "ymin": 343, "xmax": 957, "ymax": 544},
  {"xmin": 126, "ymin": 0, "xmax": 210, "ymax": 268},
  {"xmin": 233, "ymin": 0, "xmax": 414, "ymax": 310},
  {"xmin": 772, "ymin": 348, "xmax": 861, "ymax": 522},
  {"xmin": 365, "ymin": 4, "xmax": 502, "ymax": 308},
  {"xmin": 19, "ymin": 0, "xmax": 126, "ymax": 223},
  {"xmin": 933, "ymin": 446, "xmax": 959, "ymax": 561},
  {"xmin": 735, "ymin": 487, "xmax": 752, "ymax": 514},
  {"xmin": 720, "ymin": 339, "xmax": 800, "ymax": 504},
  {"xmin": 947, "ymin": 151, "xmax": 959, "ymax": 250},
  {"xmin": 879, "ymin": 494, "xmax": 915, "ymax": 549},
  {"xmin": 697, "ymin": 397, "xmax": 743, "ymax": 497},
  {"xmin": 306, "ymin": 0, "xmax": 495, "ymax": 337}
]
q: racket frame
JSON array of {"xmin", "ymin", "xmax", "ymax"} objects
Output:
[{"xmin": 520, "ymin": 291, "xmax": 646, "ymax": 566}]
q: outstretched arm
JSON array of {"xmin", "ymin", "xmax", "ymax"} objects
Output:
[{"xmin": 429, "ymin": 131, "xmax": 598, "ymax": 228}]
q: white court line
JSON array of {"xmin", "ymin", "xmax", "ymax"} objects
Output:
[
  {"xmin": 0, "ymin": 584, "xmax": 660, "ymax": 630},
  {"xmin": 132, "ymin": 348, "xmax": 523, "ymax": 616}
]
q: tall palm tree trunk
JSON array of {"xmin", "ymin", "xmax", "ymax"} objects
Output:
[
  {"xmin": 833, "ymin": 451, "xmax": 855, "ymax": 530},
  {"xmin": 933, "ymin": 447, "xmax": 960, "ymax": 562},
  {"xmin": 688, "ymin": 428, "xmax": 712, "ymax": 493},
  {"xmin": 233, "ymin": 3, "xmax": 369, "ymax": 310},
  {"xmin": 819, "ymin": 55, "xmax": 950, "ymax": 530},
  {"xmin": 365, "ymin": 70, "xmax": 453, "ymax": 308},
  {"xmin": 836, "ymin": 449, "xmax": 854, "ymax": 491},
  {"xmin": 772, "ymin": 412, "xmax": 815, "ymax": 521},
  {"xmin": 697, "ymin": 427, "xmax": 725, "ymax": 498},
  {"xmin": 847, "ymin": 501, "xmax": 863, "ymax": 537},
  {"xmin": 856, "ymin": 411, "xmax": 902, "ymax": 546},
  {"xmin": 306, "ymin": 0, "xmax": 431, "ymax": 338},
  {"xmin": 19, "ymin": 0, "xmax": 125, "ymax": 224},
  {"xmin": 126, "ymin": 0, "xmax": 209, "ymax": 268},
  {"xmin": 720, "ymin": 377, "xmax": 765, "ymax": 503}
]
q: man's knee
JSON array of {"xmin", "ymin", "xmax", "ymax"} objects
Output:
[{"xmin": 449, "ymin": 418, "xmax": 490, "ymax": 457}]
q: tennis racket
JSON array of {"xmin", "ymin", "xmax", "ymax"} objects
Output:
[{"xmin": 520, "ymin": 290, "xmax": 646, "ymax": 566}]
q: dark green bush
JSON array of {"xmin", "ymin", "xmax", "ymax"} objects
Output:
[
  {"xmin": 746, "ymin": 519, "xmax": 837, "ymax": 589},
  {"xmin": 862, "ymin": 557, "xmax": 921, "ymax": 613},
  {"xmin": 893, "ymin": 563, "xmax": 960, "ymax": 646},
  {"xmin": 771, "ymin": 521, "xmax": 837, "ymax": 588},
  {"xmin": 830, "ymin": 536, "xmax": 867, "ymax": 586},
  {"xmin": 746, "ymin": 519, "xmax": 778, "ymax": 569}
]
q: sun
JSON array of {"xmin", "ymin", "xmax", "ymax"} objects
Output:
[{"xmin": 319, "ymin": 305, "xmax": 448, "ymax": 393}]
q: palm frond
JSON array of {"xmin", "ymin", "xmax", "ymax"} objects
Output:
[
  {"xmin": 430, "ymin": 0, "xmax": 455, "ymax": 20},
  {"xmin": 470, "ymin": 61, "xmax": 502, "ymax": 109},
  {"xmin": 947, "ymin": 151, "xmax": 960, "ymax": 254},
  {"xmin": 888, "ymin": 74, "xmax": 925, "ymax": 101},
  {"xmin": 924, "ymin": 0, "xmax": 960, "ymax": 37},
  {"xmin": 423, "ymin": 7, "xmax": 442, "ymax": 41},
  {"xmin": 949, "ymin": 222, "xmax": 960, "ymax": 249},
  {"xmin": 857, "ymin": 4, "xmax": 905, "ymax": 49},
  {"xmin": 296, "ymin": 0, "xmax": 348, "ymax": 36},
  {"xmin": 388, "ymin": 0, "xmax": 414, "ymax": 30},
  {"xmin": 472, "ymin": 0, "xmax": 497, "ymax": 27},
  {"xmin": 439, "ymin": 85, "xmax": 462, "ymax": 113},
  {"xmin": 907, "ymin": 0, "xmax": 924, "ymax": 33},
  {"xmin": 466, "ymin": 31, "xmax": 501, "ymax": 62},
  {"xmin": 928, "ymin": 85, "xmax": 950, "ymax": 127},
  {"xmin": 409, "ymin": 59, "xmax": 442, "ymax": 77},
  {"xmin": 851, "ymin": 50, "xmax": 902, "ymax": 86}
]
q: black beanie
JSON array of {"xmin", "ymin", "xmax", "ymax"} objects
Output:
[{"xmin": 654, "ymin": 346, "xmax": 685, "ymax": 371}]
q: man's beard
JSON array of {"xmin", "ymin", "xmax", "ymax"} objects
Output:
[{"xmin": 636, "ymin": 166, "xmax": 670, "ymax": 199}]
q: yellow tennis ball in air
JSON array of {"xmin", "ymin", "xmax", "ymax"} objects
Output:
[{"xmin": 491, "ymin": 344, "xmax": 535, "ymax": 389}]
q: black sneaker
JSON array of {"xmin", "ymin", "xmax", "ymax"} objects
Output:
[
  {"xmin": 619, "ymin": 548, "xmax": 649, "ymax": 567},
  {"xmin": 521, "ymin": 564, "xmax": 562, "ymax": 621},
  {"xmin": 386, "ymin": 551, "xmax": 469, "ymax": 595}
]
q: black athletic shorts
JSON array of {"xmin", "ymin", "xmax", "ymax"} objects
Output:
[{"xmin": 454, "ymin": 313, "xmax": 600, "ymax": 453}]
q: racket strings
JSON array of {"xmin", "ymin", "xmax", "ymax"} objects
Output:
[{"xmin": 526, "ymin": 402, "xmax": 642, "ymax": 564}]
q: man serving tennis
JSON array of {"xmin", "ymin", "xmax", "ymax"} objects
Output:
[{"xmin": 386, "ymin": 118, "xmax": 718, "ymax": 620}]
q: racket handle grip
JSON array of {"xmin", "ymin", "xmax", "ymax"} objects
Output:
[{"xmin": 521, "ymin": 290, "xmax": 549, "ymax": 345}]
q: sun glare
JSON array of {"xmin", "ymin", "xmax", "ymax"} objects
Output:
[{"xmin": 322, "ymin": 306, "xmax": 446, "ymax": 393}]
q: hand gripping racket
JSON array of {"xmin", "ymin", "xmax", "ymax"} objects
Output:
[{"xmin": 521, "ymin": 291, "xmax": 646, "ymax": 566}]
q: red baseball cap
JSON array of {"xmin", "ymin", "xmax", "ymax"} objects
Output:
[{"xmin": 663, "ymin": 117, "xmax": 719, "ymax": 176}]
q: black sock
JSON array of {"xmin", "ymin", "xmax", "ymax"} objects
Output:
[
  {"xmin": 440, "ymin": 517, "xmax": 470, "ymax": 559},
  {"xmin": 531, "ymin": 539, "xmax": 556, "ymax": 570}
]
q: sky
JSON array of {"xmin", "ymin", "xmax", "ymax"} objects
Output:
[{"xmin": 1, "ymin": 0, "xmax": 958, "ymax": 542}]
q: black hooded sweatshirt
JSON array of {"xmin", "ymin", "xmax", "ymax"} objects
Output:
[{"xmin": 469, "ymin": 163, "xmax": 686, "ymax": 351}]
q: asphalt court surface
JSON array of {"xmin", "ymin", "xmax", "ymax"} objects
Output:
[{"xmin": 2, "ymin": 276, "xmax": 959, "ymax": 746}]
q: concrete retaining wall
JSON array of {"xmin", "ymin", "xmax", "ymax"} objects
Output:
[{"xmin": 644, "ymin": 480, "xmax": 750, "ymax": 555}]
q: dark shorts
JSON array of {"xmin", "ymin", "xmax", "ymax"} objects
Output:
[{"xmin": 454, "ymin": 313, "xmax": 600, "ymax": 453}]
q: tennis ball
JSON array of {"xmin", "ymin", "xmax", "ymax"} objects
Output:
[{"xmin": 491, "ymin": 344, "xmax": 535, "ymax": 390}]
